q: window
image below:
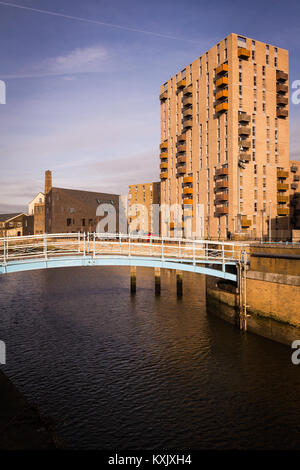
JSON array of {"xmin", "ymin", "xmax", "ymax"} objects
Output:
[
  {"xmin": 67, "ymin": 218, "xmax": 71, "ymax": 226},
  {"xmin": 82, "ymin": 218, "xmax": 86, "ymax": 226}
]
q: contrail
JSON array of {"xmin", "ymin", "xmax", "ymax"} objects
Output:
[{"xmin": 0, "ymin": 1, "xmax": 198, "ymax": 43}]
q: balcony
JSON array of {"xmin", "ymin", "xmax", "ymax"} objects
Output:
[
  {"xmin": 177, "ymin": 165, "xmax": 186, "ymax": 175},
  {"xmin": 277, "ymin": 207, "xmax": 289, "ymax": 216},
  {"xmin": 239, "ymin": 140, "xmax": 251, "ymax": 149},
  {"xmin": 183, "ymin": 209, "xmax": 193, "ymax": 217},
  {"xmin": 277, "ymin": 169, "xmax": 289, "ymax": 179},
  {"xmin": 216, "ymin": 63, "xmax": 228, "ymax": 75},
  {"xmin": 183, "ymin": 187, "xmax": 193, "ymax": 195},
  {"xmin": 238, "ymin": 48, "xmax": 250, "ymax": 59},
  {"xmin": 177, "ymin": 144, "xmax": 186, "ymax": 153},
  {"xmin": 177, "ymin": 78, "xmax": 186, "ymax": 89},
  {"xmin": 241, "ymin": 217, "xmax": 251, "ymax": 228},
  {"xmin": 216, "ymin": 180, "xmax": 228, "ymax": 190},
  {"xmin": 170, "ymin": 222, "xmax": 175, "ymax": 230},
  {"xmin": 160, "ymin": 142, "xmax": 168, "ymax": 150},
  {"xmin": 238, "ymin": 112, "xmax": 251, "ymax": 123},
  {"xmin": 183, "ymin": 176, "xmax": 193, "ymax": 185},
  {"xmin": 159, "ymin": 90, "xmax": 168, "ymax": 101},
  {"xmin": 294, "ymin": 175, "xmax": 300, "ymax": 181},
  {"xmin": 215, "ymin": 167, "xmax": 228, "ymax": 178},
  {"xmin": 291, "ymin": 165, "xmax": 298, "ymax": 173},
  {"xmin": 215, "ymin": 192, "xmax": 228, "ymax": 203},
  {"xmin": 215, "ymin": 206, "xmax": 229, "ymax": 215},
  {"xmin": 183, "ymin": 108, "xmax": 193, "ymax": 118},
  {"xmin": 238, "ymin": 126, "xmax": 251, "ymax": 136},
  {"xmin": 277, "ymin": 183, "xmax": 289, "ymax": 191},
  {"xmin": 177, "ymin": 133, "xmax": 186, "ymax": 143},
  {"xmin": 277, "ymin": 83, "xmax": 288, "ymax": 94},
  {"xmin": 183, "ymin": 198, "xmax": 193, "ymax": 205},
  {"xmin": 291, "ymin": 183, "xmax": 298, "ymax": 190},
  {"xmin": 183, "ymin": 97, "xmax": 193, "ymax": 107},
  {"xmin": 216, "ymin": 89, "xmax": 228, "ymax": 101},
  {"xmin": 183, "ymin": 119, "xmax": 193, "ymax": 129},
  {"xmin": 177, "ymin": 155, "xmax": 186, "ymax": 164},
  {"xmin": 160, "ymin": 171, "xmax": 168, "ymax": 180},
  {"xmin": 239, "ymin": 152, "xmax": 251, "ymax": 162},
  {"xmin": 160, "ymin": 152, "xmax": 168, "ymax": 160},
  {"xmin": 183, "ymin": 84, "xmax": 193, "ymax": 96},
  {"xmin": 160, "ymin": 162, "xmax": 168, "ymax": 170},
  {"xmin": 216, "ymin": 102, "xmax": 228, "ymax": 113},
  {"xmin": 277, "ymin": 195, "xmax": 289, "ymax": 204},
  {"xmin": 277, "ymin": 95, "xmax": 288, "ymax": 106},
  {"xmin": 277, "ymin": 108, "xmax": 288, "ymax": 118},
  {"xmin": 276, "ymin": 70, "xmax": 288, "ymax": 82},
  {"xmin": 216, "ymin": 76, "xmax": 228, "ymax": 88}
]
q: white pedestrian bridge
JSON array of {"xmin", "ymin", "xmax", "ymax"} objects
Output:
[{"xmin": 0, "ymin": 233, "xmax": 249, "ymax": 282}]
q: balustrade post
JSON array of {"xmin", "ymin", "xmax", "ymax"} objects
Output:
[
  {"xmin": 93, "ymin": 232, "xmax": 95, "ymax": 258},
  {"xmin": 83, "ymin": 232, "xmax": 86, "ymax": 257},
  {"xmin": 222, "ymin": 242, "xmax": 225, "ymax": 272},
  {"xmin": 78, "ymin": 232, "xmax": 81, "ymax": 254},
  {"xmin": 193, "ymin": 241, "xmax": 195, "ymax": 266},
  {"xmin": 44, "ymin": 233, "xmax": 47, "ymax": 260},
  {"xmin": 161, "ymin": 236, "xmax": 164, "ymax": 260},
  {"xmin": 129, "ymin": 234, "xmax": 131, "ymax": 257}
]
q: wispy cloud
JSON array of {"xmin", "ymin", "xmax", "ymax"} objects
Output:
[{"xmin": 1, "ymin": 44, "xmax": 108, "ymax": 79}]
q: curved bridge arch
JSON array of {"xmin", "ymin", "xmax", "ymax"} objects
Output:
[{"xmin": 0, "ymin": 233, "xmax": 248, "ymax": 282}]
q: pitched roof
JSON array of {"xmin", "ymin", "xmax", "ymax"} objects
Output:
[{"xmin": 0, "ymin": 213, "xmax": 25, "ymax": 222}]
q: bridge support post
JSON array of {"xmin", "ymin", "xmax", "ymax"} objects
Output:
[
  {"xmin": 176, "ymin": 270, "xmax": 183, "ymax": 298},
  {"xmin": 130, "ymin": 266, "xmax": 136, "ymax": 294},
  {"xmin": 154, "ymin": 267, "xmax": 161, "ymax": 295}
]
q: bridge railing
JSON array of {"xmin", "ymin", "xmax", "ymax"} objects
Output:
[{"xmin": 0, "ymin": 232, "xmax": 248, "ymax": 266}]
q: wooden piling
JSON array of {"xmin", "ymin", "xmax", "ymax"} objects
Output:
[
  {"xmin": 130, "ymin": 266, "xmax": 136, "ymax": 294},
  {"xmin": 176, "ymin": 270, "xmax": 183, "ymax": 298},
  {"xmin": 154, "ymin": 267, "xmax": 161, "ymax": 295}
]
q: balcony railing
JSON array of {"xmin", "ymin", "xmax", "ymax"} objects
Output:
[
  {"xmin": 277, "ymin": 195, "xmax": 289, "ymax": 204},
  {"xmin": 177, "ymin": 165, "xmax": 186, "ymax": 175},
  {"xmin": 177, "ymin": 155, "xmax": 186, "ymax": 164},
  {"xmin": 177, "ymin": 79, "xmax": 186, "ymax": 89},
  {"xmin": 177, "ymin": 144, "xmax": 186, "ymax": 153},
  {"xmin": 277, "ymin": 108, "xmax": 288, "ymax": 118},
  {"xmin": 239, "ymin": 153, "xmax": 251, "ymax": 162},
  {"xmin": 277, "ymin": 207, "xmax": 289, "ymax": 216},
  {"xmin": 215, "ymin": 206, "xmax": 229, "ymax": 215},
  {"xmin": 160, "ymin": 152, "xmax": 168, "ymax": 160},
  {"xmin": 239, "ymin": 140, "xmax": 251, "ymax": 149},
  {"xmin": 183, "ymin": 198, "xmax": 193, "ymax": 205},
  {"xmin": 159, "ymin": 90, "xmax": 168, "ymax": 101},
  {"xmin": 183, "ymin": 187, "xmax": 193, "ymax": 195},
  {"xmin": 215, "ymin": 193, "xmax": 228, "ymax": 202},
  {"xmin": 215, "ymin": 167, "xmax": 228, "ymax": 178},
  {"xmin": 241, "ymin": 217, "xmax": 251, "ymax": 228},
  {"xmin": 216, "ymin": 77, "xmax": 228, "ymax": 88},
  {"xmin": 277, "ymin": 95, "xmax": 288, "ymax": 106},
  {"xmin": 238, "ymin": 112, "xmax": 251, "ymax": 123},
  {"xmin": 183, "ymin": 84, "xmax": 193, "ymax": 96},
  {"xmin": 277, "ymin": 83, "xmax": 288, "ymax": 93},
  {"xmin": 216, "ymin": 180, "xmax": 228, "ymax": 190},
  {"xmin": 215, "ymin": 63, "xmax": 228, "ymax": 75},
  {"xmin": 183, "ymin": 119, "xmax": 193, "ymax": 129},
  {"xmin": 182, "ymin": 176, "xmax": 193, "ymax": 185},
  {"xmin": 238, "ymin": 48, "xmax": 250, "ymax": 59},
  {"xmin": 277, "ymin": 183, "xmax": 289, "ymax": 191},
  {"xmin": 160, "ymin": 171, "xmax": 168, "ymax": 180},
  {"xmin": 216, "ymin": 102, "xmax": 228, "ymax": 113},
  {"xmin": 276, "ymin": 70, "xmax": 288, "ymax": 82},
  {"xmin": 183, "ymin": 108, "xmax": 193, "ymax": 118},
  {"xmin": 216, "ymin": 89, "xmax": 228, "ymax": 101},
  {"xmin": 160, "ymin": 142, "xmax": 168, "ymax": 150},
  {"xmin": 183, "ymin": 97, "xmax": 193, "ymax": 107},
  {"xmin": 277, "ymin": 169, "xmax": 289, "ymax": 179},
  {"xmin": 177, "ymin": 133, "xmax": 186, "ymax": 143},
  {"xmin": 291, "ymin": 165, "xmax": 298, "ymax": 173},
  {"xmin": 238, "ymin": 126, "xmax": 251, "ymax": 136}
]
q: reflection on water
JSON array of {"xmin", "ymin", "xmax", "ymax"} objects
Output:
[{"xmin": 0, "ymin": 266, "xmax": 299, "ymax": 449}]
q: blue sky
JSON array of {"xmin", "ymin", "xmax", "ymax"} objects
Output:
[{"xmin": 0, "ymin": 0, "xmax": 300, "ymax": 212}]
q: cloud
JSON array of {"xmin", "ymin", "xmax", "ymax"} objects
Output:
[{"xmin": 1, "ymin": 44, "xmax": 108, "ymax": 79}]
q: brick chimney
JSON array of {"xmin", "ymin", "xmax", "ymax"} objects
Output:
[{"xmin": 45, "ymin": 170, "xmax": 52, "ymax": 194}]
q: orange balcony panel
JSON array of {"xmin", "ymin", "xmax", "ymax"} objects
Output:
[
  {"xmin": 215, "ymin": 206, "xmax": 229, "ymax": 215},
  {"xmin": 216, "ymin": 89, "xmax": 228, "ymax": 101},
  {"xmin": 216, "ymin": 180, "xmax": 228, "ymax": 190},
  {"xmin": 177, "ymin": 133, "xmax": 186, "ymax": 143},
  {"xmin": 277, "ymin": 195, "xmax": 289, "ymax": 204},
  {"xmin": 276, "ymin": 70, "xmax": 288, "ymax": 82},
  {"xmin": 238, "ymin": 48, "xmax": 250, "ymax": 59},
  {"xmin": 177, "ymin": 144, "xmax": 186, "ymax": 153},
  {"xmin": 241, "ymin": 217, "xmax": 251, "ymax": 228},
  {"xmin": 215, "ymin": 167, "xmax": 229, "ymax": 177},
  {"xmin": 216, "ymin": 63, "xmax": 228, "ymax": 75},
  {"xmin": 277, "ymin": 183, "xmax": 289, "ymax": 191},
  {"xmin": 183, "ymin": 176, "xmax": 193, "ymax": 185},
  {"xmin": 277, "ymin": 169, "xmax": 289, "ymax": 179},
  {"xmin": 160, "ymin": 152, "xmax": 168, "ymax": 160},
  {"xmin": 216, "ymin": 76, "xmax": 228, "ymax": 88},
  {"xmin": 177, "ymin": 165, "xmax": 186, "ymax": 175},
  {"xmin": 183, "ymin": 84, "xmax": 193, "ymax": 96},
  {"xmin": 177, "ymin": 78, "xmax": 186, "ymax": 89},
  {"xmin": 160, "ymin": 162, "xmax": 168, "ymax": 170},
  {"xmin": 277, "ymin": 207, "xmax": 289, "ymax": 216},
  {"xmin": 183, "ymin": 119, "xmax": 193, "ymax": 129},
  {"xmin": 160, "ymin": 142, "xmax": 168, "ymax": 150},
  {"xmin": 159, "ymin": 90, "xmax": 168, "ymax": 101},
  {"xmin": 277, "ymin": 108, "xmax": 288, "ymax": 118},
  {"xmin": 277, "ymin": 83, "xmax": 288, "ymax": 93},
  {"xmin": 238, "ymin": 113, "xmax": 251, "ymax": 123},
  {"xmin": 183, "ymin": 97, "xmax": 193, "ymax": 107},
  {"xmin": 177, "ymin": 155, "xmax": 186, "ymax": 164},
  {"xmin": 183, "ymin": 187, "xmax": 193, "ymax": 195},
  {"xmin": 160, "ymin": 171, "xmax": 168, "ymax": 180},
  {"xmin": 183, "ymin": 198, "xmax": 193, "ymax": 205},
  {"xmin": 183, "ymin": 108, "xmax": 192, "ymax": 117},
  {"xmin": 170, "ymin": 222, "xmax": 175, "ymax": 229},
  {"xmin": 216, "ymin": 102, "xmax": 228, "ymax": 113}
]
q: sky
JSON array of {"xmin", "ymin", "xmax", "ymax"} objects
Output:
[{"xmin": 0, "ymin": 0, "xmax": 300, "ymax": 213}]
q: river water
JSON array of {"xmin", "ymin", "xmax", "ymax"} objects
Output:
[{"xmin": 0, "ymin": 266, "xmax": 299, "ymax": 450}]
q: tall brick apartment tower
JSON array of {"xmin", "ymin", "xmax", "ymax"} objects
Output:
[{"xmin": 159, "ymin": 33, "xmax": 289, "ymax": 240}]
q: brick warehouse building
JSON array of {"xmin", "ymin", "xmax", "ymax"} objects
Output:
[
  {"xmin": 159, "ymin": 33, "xmax": 290, "ymax": 240},
  {"xmin": 44, "ymin": 172, "xmax": 120, "ymax": 234}
]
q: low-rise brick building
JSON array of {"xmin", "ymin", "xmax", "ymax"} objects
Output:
[{"xmin": 0, "ymin": 213, "xmax": 34, "ymax": 237}]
